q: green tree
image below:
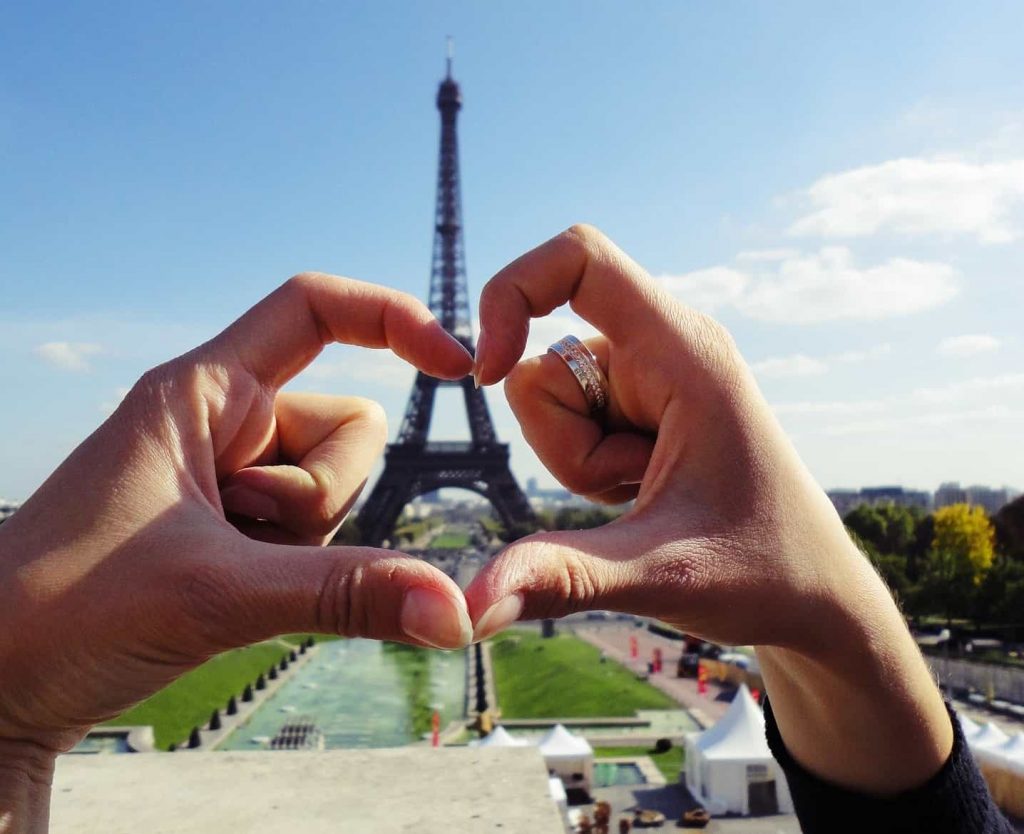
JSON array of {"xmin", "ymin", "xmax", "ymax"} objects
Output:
[
  {"xmin": 994, "ymin": 495, "xmax": 1024, "ymax": 561},
  {"xmin": 844, "ymin": 504, "xmax": 922, "ymax": 605},
  {"xmin": 876, "ymin": 504, "xmax": 919, "ymax": 558},
  {"xmin": 919, "ymin": 504, "xmax": 996, "ymax": 625},
  {"xmin": 844, "ymin": 505, "xmax": 887, "ymax": 551},
  {"xmin": 973, "ymin": 556, "xmax": 1024, "ymax": 638}
]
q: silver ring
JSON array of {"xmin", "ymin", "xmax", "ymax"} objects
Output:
[{"xmin": 547, "ymin": 335, "xmax": 609, "ymax": 416}]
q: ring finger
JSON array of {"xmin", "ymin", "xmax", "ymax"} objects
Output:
[{"xmin": 504, "ymin": 337, "xmax": 654, "ymax": 499}]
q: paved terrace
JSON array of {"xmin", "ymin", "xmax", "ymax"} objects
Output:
[{"xmin": 51, "ymin": 747, "xmax": 564, "ymax": 834}]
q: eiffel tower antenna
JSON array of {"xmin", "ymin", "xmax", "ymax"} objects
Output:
[{"xmin": 354, "ymin": 51, "xmax": 536, "ymax": 547}]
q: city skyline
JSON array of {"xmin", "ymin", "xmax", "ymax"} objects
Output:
[{"xmin": 1, "ymin": 3, "xmax": 1023, "ymax": 500}]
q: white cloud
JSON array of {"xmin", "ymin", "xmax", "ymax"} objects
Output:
[
  {"xmin": 910, "ymin": 373, "xmax": 1024, "ymax": 405},
  {"xmin": 739, "ymin": 247, "xmax": 957, "ymax": 323},
  {"xmin": 660, "ymin": 248, "xmax": 957, "ymax": 324},
  {"xmin": 751, "ymin": 354, "xmax": 828, "ymax": 378},
  {"xmin": 34, "ymin": 342, "xmax": 103, "ymax": 372},
  {"xmin": 936, "ymin": 334, "xmax": 1001, "ymax": 357},
  {"xmin": 831, "ymin": 344, "xmax": 892, "ymax": 363},
  {"xmin": 772, "ymin": 399, "xmax": 888, "ymax": 416},
  {"xmin": 735, "ymin": 248, "xmax": 800, "ymax": 262},
  {"xmin": 788, "ymin": 157, "xmax": 1024, "ymax": 243},
  {"xmin": 299, "ymin": 349, "xmax": 416, "ymax": 389},
  {"xmin": 825, "ymin": 405, "xmax": 1019, "ymax": 436},
  {"xmin": 774, "ymin": 373, "xmax": 1024, "ymax": 438},
  {"xmin": 657, "ymin": 266, "xmax": 747, "ymax": 313},
  {"xmin": 522, "ymin": 313, "xmax": 600, "ymax": 360},
  {"xmin": 752, "ymin": 343, "xmax": 891, "ymax": 378}
]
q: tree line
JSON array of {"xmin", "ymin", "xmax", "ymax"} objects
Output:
[{"xmin": 844, "ymin": 496, "xmax": 1024, "ymax": 639}]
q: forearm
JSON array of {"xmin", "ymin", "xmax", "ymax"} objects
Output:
[
  {"xmin": 755, "ymin": 543, "xmax": 953, "ymax": 795},
  {"xmin": 0, "ymin": 740, "xmax": 54, "ymax": 834}
]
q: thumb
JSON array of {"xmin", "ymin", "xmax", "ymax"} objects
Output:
[
  {"xmin": 465, "ymin": 524, "xmax": 643, "ymax": 641},
  {"xmin": 182, "ymin": 535, "xmax": 472, "ymax": 650}
]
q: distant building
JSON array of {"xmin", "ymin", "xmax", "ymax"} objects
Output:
[
  {"xmin": 860, "ymin": 486, "xmax": 932, "ymax": 510},
  {"xmin": 934, "ymin": 482, "xmax": 968, "ymax": 508},
  {"xmin": 964, "ymin": 484, "xmax": 1016, "ymax": 515},
  {"xmin": 827, "ymin": 486, "xmax": 931, "ymax": 516},
  {"xmin": 826, "ymin": 490, "xmax": 862, "ymax": 517}
]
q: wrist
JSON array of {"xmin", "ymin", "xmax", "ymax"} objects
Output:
[{"xmin": 754, "ymin": 539, "xmax": 953, "ymax": 794}]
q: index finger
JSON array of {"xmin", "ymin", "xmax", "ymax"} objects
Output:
[
  {"xmin": 206, "ymin": 272, "xmax": 473, "ymax": 388},
  {"xmin": 474, "ymin": 225, "xmax": 672, "ymax": 386}
]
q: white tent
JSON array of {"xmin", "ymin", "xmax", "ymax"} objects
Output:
[
  {"xmin": 969, "ymin": 726, "xmax": 1024, "ymax": 818},
  {"xmin": 969, "ymin": 722, "xmax": 1010, "ymax": 764},
  {"xmin": 538, "ymin": 724, "xmax": 594, "ymax": 792},
  {"xmin": 992, "ymin": 733, "xmax": 1024, "ymax": 771},
  {"xmin": 683, "ymin": 685, "xmax": 793, "ymax": 817},
  {"xmin": 472, "ymin": 726, "xmax": 531, "ymax": 748}
]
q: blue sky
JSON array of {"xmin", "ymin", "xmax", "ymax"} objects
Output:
[{"xmin": 2, "ymin": 1, "xmax": 1023, "ymax": 500}]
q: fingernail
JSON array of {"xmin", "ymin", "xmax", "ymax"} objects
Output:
[
  {"xmin": 473, "ymin": 330, "xmax": 488, "ymax": 387},
  {"xmin": 221, "ymin": 486, "xmax": 280, "ymax": 523},
  {"xmin": 473, "ymin": 594, "xmax": 523, "ymax": 643},
  {"xmin": 401, "ymin": 588, "xmax": 473, "ymax": 650}
]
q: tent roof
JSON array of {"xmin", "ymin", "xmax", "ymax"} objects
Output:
[
  {"xmin": 476, "ymin": 726, "xmax": 530, "ymax": 748},
  {"xmin": 970, "ymin": 722, "xmax": 1010, "ymax": 750},
  {"xmin": 697, "ymin": 684, "xmax": 773, "ymax": 761},
  {"xmin": 538, "ymin": 724, "xmax": 593, "ymax": 757},
  {"xmin": 995, "ymin": 732, "xmax": 1024, "ymax": 760},
  {"xmin": 958, "ymin": 713, "xmax": 981, "ymax": 740}
]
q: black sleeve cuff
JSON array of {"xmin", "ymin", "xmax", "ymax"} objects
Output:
[{"xmin": 762, "ymin": 697, "xmax": 1015, "ymax": 834}]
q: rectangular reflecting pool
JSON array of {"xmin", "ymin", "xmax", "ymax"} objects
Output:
[
  {"xmin": 220, "ymin": 639, "xmax": 465, "ymax": 751},
  {"xmin": 593, "ymin": 762, "xmax": 647, "ymax": 788}
]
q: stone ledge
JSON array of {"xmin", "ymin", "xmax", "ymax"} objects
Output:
[{"xmin": 51, "ymin": 746, "xmax": 565, "ymax": 833}]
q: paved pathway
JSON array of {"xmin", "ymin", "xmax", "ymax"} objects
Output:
[{"xmin": 573, "ymin": 625, "xmax": 735, "ymax": 728}]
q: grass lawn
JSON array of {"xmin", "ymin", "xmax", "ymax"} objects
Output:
[
  {"xmin": 429, "ymin": 530, "xmax": 472, "ymax": 549},
  {"xmin": 103, "ymin": 635, "xmax": 311, "ymax": 750},
  {"xmin": 594, "ymin": 745, "xmax": 684, "ymax": 783},
  {"xmin": 490, "ymin": 630, "xmax": 677, "ymax": 718}
]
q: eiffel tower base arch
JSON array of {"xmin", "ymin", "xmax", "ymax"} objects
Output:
[{"xmin": 355, "ymin": 442, "xmax": 536, "ymax": 548}]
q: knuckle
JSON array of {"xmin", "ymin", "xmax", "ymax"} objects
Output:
[
  {"xmin": 503, "ymin": 360, "xmax": 535, "ymax": 404},
  {"xmin": 128, "ymin": 363, "xmax": 174, "ymax": 405},
  {"xmin": 305, "ymin": 490, "xmax": 342, "ymax": 537},
  {"xmin": 316, "ymin": 560, "xmax": 380, "ymax": 638},
  {"xmin": 555, "ymin": 550, "xmax": 600, "ymax": 614},
  {"xmin": 350, "ymin": 398, "xmax": 389, "ymax": 448},
  {"xmin": 285, "ymin": 271, "xmax": 323, "ymax": 293},
  {"xmin": 564, "ymin": 223, "xmax": 606, "ymax": 250}
]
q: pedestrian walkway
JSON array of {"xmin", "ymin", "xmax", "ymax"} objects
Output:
[{"xmin": 574, "ymin": 625, "xmax": 734, "ymax": 728}]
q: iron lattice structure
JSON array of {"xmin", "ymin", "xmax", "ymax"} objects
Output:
[{"xmin": 355, "ymin": 59, "xmax": 536, "ymax": 547}]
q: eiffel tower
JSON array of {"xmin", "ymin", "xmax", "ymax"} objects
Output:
[{"xmin": 356, "ymin": 51, "xmax": 536, "ymax": 547}]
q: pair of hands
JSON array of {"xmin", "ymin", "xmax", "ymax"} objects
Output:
[{"xmin": 0, "ymin": 226, "xmax": 947, "ymax": 798}]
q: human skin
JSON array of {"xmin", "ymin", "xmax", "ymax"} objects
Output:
[
  {"xmin": 0, "ymin": 274, "xmax": 475, "ymax": 833},
  {"xmin": 466, "ymin": 225, "xmax": 953, "ymax": 796},
  {"xmin": 0, "ymin": 231, "xmax": 953, "ymax": 831}
]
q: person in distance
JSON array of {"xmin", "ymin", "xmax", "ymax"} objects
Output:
[{"xmin": 0, "ymin": 226, "xmax": 1013, "ymax": 833}]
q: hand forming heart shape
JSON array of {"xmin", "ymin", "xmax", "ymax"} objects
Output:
[{"xmin": 0, "ymin": 226, "xmax": 953, "ymax": 810}]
